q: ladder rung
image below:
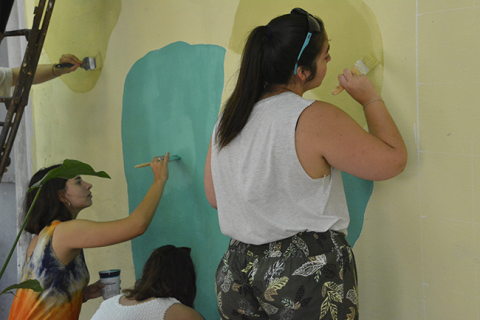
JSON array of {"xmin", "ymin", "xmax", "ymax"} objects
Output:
[
  {"xmin": 0, "ymin": 97, "xmax": 11, "ymax": 103},
  {"xmin": 3, "ymin": 29, "xmax": 31, "ymax": 40},
  {"xmin": 0, "ymin": 0, "xmax": 54, "ymax": 182}
]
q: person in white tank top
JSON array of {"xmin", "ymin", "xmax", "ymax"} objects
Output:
[
  {"xmin": 204, "ymin": 7, "xmax": 407, "ymax": 320},
  {"xmin": 91, "ymin": 245, "xmax": 205, "ymax": 320}
]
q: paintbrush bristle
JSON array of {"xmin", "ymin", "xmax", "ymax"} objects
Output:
[
  {"xmin": 354, "ymin": 53, "xmax": 379, "ymax": 75},
  {"xmin": 82, "ymin": 57, "xmax": 97, "ymax": 70}
]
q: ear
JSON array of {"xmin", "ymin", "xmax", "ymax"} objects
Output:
[
  {"xmin": 58, "ymin": 190, "xmax": 67, "ymax": 204},
  {"xmin": 295, "ymin": 66, "xmax": 311, "ymax": 82}
]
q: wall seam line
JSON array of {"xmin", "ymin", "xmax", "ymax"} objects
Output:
[
  {"xmin": 416, "ymin": 1, "xmax": 427, "ymax": 319},
  {"xmin": 472, "ymin": 139, "xmax": 479, "ymax": 317}
]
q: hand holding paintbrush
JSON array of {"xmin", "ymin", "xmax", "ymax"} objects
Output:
[{"xmin": 332, "ymin": 53, "xmax": 379, "ymax": 95}]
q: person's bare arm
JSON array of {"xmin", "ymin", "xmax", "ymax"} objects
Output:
[
  {"xmin": 165, "ymin": 303, "xmax": 206, "ymax": 320},
  {"xmin": 53, "ymin": 153, "xmax": 170, "ymax": 254},
  {"xmin": 11, "ymin": 54, "xmax": 82, "ymax": 85},
  {"xmin": 298, "ymin": 70, "xmax": 407, "ymax": 181},
  {"xmin": 204, "ymin": 139, "xmax": 217, "ymax": 209}
]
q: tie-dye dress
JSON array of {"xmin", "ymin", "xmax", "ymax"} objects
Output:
[{"xmin": 8, "ymin": 221, "xmax": 90, "ymax": 320}]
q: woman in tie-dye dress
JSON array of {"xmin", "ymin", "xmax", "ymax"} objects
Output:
[{"xmin": 8, "ymin": 154, "xmax": 170, "ymax": 320}]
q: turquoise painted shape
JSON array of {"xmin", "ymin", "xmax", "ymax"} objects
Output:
[
  {"xmin": 122, "ymin": 41, "xmax": 227, "ymax": 319},
  {"xmin": 342, "ymin": 172, "xmax": 374, "ymax": 246}
]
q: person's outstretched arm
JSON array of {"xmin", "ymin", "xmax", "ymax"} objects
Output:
[
  {"xmin": 11, "ymin": 54, "xmax": 82, "ymax": 85},
  {"xmin": 53, "ymin": 153, "xmax": 170, "ymax": 253}
]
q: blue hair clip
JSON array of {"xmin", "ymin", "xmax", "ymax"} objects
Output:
[
  {"xmin": 291, "ymin": 8, "xmax": 322, "ymax": 75},
  {"xmin": 294, "ymin": 32, "xmax": 312, "ymax": 75}
]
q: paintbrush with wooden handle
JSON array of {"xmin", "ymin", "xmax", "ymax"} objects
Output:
[
  {"xmin": 135, "ymin": 155, "xmax": 181, "ymax": 168},
  {"xmin": 332, "ymin": 53, "xmax": 379, "ymax": 95}
]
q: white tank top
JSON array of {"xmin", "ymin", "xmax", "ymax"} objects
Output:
[
  {"xmin": 211, "ymin": 92, "xmax": 349, "ymax": 245},
  {"xmin": 90, "ymin": 295, "xmax": 180, "ymax": 320}
]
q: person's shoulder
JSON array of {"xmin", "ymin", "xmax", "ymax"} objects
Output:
[
  {"xmin": 302, "ymin": 100, "xmax": 347, "ymax": 121},
  {"xmin": 165, "ymin": 303, "xmax": 205, "ymax": 320},
  {"xmin": 309, "ymin": 99, "xmax": 341, "ymax": 110}
]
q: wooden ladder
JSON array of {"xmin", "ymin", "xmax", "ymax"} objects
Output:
[{"xmin": 0, "ymin": 0, "xmax": 56, "ymax": 182}]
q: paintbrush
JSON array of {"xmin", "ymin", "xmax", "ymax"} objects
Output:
[
  {"xmin": 55, "ymin": 57, "xmax": 97, "ymax": 71},
  {"xmin": 332, "ymin": 53, "xmax": 379, "ymax": 95},
  {"xmin": 135, "ymin": 155, "xmax": 181, "ymax": 168}
]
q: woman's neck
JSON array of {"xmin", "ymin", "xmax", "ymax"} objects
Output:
[{"xmin": 261, "ymin": 84, "xmax": 303, "ymax": 100}]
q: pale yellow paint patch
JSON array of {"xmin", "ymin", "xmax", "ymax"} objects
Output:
[
  {"xmin": 475, "ymin": 223, "xmax": 480, "ymax": 307},
  {"xmin": 419, "ymin": 152, "xmax": 473, "ymax": 222},
  {"xmin": 418, "ymin": 8, "xmax": 480, "ymax": 84},
  {"xmin": 422, "ymin": 216, "xmax": 476, "ymax": 294},
  {"xmin": 41, "ymin": 0, "xmax": 121, "ymax": 92},
  {"xmin": 424, "ymin": 285, "xmax": 478, "ymax": 319},
  {"xmin": 229, "ymin": 0, "xmax": 383, "ymax": 126},
  {"xmin": 473, "ymin": 157, "xmax": 480, "ymax": 228},
  {"xmin": 418, "ymin": 0, "xmax": 474, "ymax": 14},
  {"xmin": 418, "ymin": 8, "xmax": 480, "ymax": 155},
  {"xmin": 419, "ymin": 83, "xmax": 480, "ymax": 154},
  {"xmin": 354, "ymin": 176, "xmax": 423, "ymax": 319}
]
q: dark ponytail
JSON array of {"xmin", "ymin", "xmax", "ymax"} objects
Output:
[
  {"xmin": 216, "ymin": 11, "xmax": 325, "ymax": 149},
  {"xmin": 216, "ymin": 25, "xmax": 268, "ymax": 150}
]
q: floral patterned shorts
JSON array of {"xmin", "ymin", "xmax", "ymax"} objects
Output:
[{"xmin": 215, "ymin": 230, "xmax": 359, "ymax": 320}]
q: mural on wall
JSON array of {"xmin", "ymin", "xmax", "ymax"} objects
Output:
[
  {"xmin": 26, "ymin": 0, "xmax": 480, "ymax": 318},
  {"xmin": 122, "ymin": 41, "xmax": 226, "ymax": 319},
  {"xmin": 121, "ymin": 1, "xmax": 381, "ymax": 317},
  {"xmin": 43, "ymin": 0, "xmax": 121, "ymax": 92}
]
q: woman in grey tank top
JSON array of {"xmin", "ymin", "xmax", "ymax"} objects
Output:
[{"xmin": 205, "ymin": 8, "xmax": 406, "ymax": 320}]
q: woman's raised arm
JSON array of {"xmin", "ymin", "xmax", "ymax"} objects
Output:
[
  {"xmin": 298, "ymin": 70, "xmax": 407, "ymax": 181},
  {"xmin": 53, "ymin": 153, "xmax": 170, "ymax": 252}
]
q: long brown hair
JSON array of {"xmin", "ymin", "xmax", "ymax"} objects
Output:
[
  {"xmin": 216, "ymin": 10, "xmax": 325, "ymax": 149},
  {"xmin": 24, "ymin": 165, "xmax": 72, "ymax": 234},
  {"xmin": 123, "ymin": 245, "xmax": 197, "ymax": 308}
]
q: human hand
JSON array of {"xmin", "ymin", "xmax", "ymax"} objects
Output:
[
  {"xmin": 150, "ymin": 152, "xmax": 169, "ymax": 183},
  {"xmin": 83, "ymin": 280, "xmax": 105, "ymax": 302},
  {"xmin": 56, "ymin": 54, "xmax": 82, "ymax": 75},
  {"xmin": 338, "ymin": 68, "xmax": 382, "ymax": 106}
]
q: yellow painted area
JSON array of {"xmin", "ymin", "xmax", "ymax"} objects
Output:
[
  {"xmin": 43, "ymin": 0, "xmax": 121, "ymax": 92},
  {"xmin": 229, "ymin": 0, "xmax": 383, "ymax": 126},
  {"xmin": 20, "ymin": 0, "xmax": 480, "ymax": 319},
  {"xmin": 418, "ymin": 7, "xmax": 480, "ymax": 155}
]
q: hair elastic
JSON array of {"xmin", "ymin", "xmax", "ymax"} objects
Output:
[{"xmin": 265, "ymin": 25, "xmax": 272, "ymax": 39}]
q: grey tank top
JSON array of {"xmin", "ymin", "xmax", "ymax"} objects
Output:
[{"xmin": 211, "ymin": 92, "xmax": 349, "ymax": 245}]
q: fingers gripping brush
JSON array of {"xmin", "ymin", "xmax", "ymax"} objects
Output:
[
  {"xmin": 332, "ymin": 53, "xmax": 379, "ymax": 95},
  {"xmin": 55, "ymin": 57, "xmax": 97, "ymax": 71}
]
